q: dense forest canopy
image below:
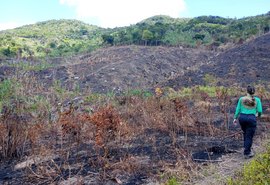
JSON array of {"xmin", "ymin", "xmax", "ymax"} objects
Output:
[{"xmin": 0, "ymin": 12, "xmax": 269, "ymax": 59}]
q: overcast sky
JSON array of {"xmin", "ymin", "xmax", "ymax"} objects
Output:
[{"xmin": 0, "ymin": 0, "xmax": 269, "ymax": 30}]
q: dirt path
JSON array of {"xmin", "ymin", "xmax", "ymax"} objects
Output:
[{"xmin": 191, "ymin": 129, "xmax": 270, "ymax": 185}]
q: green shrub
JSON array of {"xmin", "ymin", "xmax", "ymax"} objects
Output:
[
  {"xmin": 125, "ymin": 89, "xmax": 153, "ymax": 98},
  {"xmin": 195, "ymin": 86, "xmax": 217, "ymax": 97},
  {"xmin": 0, "ymin": 80, "xmax": 13, "ymax": 101},
  {"xmin": 85, "ymin": 93, "xmax": 103, "ymax": 103},
  {"xmin": 227, "ymin": 145, "xmax": 270, "ymax": 185},
  {"xmin": 166, "ymin": 177, "xmax": 181, "ymax": 185},
  {"xmin": 203, "ymin": 74, "xmax": 217, "ymax": 86}
]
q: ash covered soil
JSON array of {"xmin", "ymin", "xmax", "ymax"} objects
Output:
[
  {"xmin": 1, "ymin": 33, "xmax": 270, "ymax": 93},
  {"xmin": 164, "ymin": 33, "xmax": 270, "ymax": 88},
  {"xmin": 0, "ymin": 115, "xmax": 269, "ymax": 185},
  {"xmin": 0, "ymin": 45, "xmax": 214, "ymax": 94}
]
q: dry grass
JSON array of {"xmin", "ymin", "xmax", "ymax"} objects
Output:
[
  {"xmin": 1, "ymin": 71, "xmax": 269, "ymax": 184},
  {"xmin": 89, "ymin": 105, "xmax": 122, "ymax": 147}
]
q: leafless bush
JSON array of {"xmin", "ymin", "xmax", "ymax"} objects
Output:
[
  {"xmin": 216, "ymin": 88, "xmax": 232, "ymax": 130},
  {"xmin": 0, "ymin": 100, "xmax": 32, "ymax": 158},
  {"xmin": 89, "ymin": 105, "xmax": 122, "ymax": 148}
]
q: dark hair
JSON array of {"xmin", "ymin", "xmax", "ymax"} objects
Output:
[
  {"xmin": 247, "ymin": 85, "xmax": 255, "ymax": 95},
  {"xmin": 247, "ymin": 85, "xmax": 255, "ymax": 106}
]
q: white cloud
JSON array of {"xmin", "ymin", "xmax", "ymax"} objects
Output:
[{"xmin": 59, "ymin": 0, "xmax": 186, "ymax": 28}]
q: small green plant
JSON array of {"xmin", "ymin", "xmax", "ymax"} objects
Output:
[
  {"xmin": 166, "ymin": 177, "xmax": 181, "ymax": 185},
  {"xmin": 166, "ymin": 87, "xmax": 193, "ymax": 99},
  {"xmin": 181, "ymin": 87, "xmax": 192, "ymax": 95},
  {"xmin": 25, "ymin": 95, "xmax": 51, "ymax": 121},
  {"xmin": 0, "ymin": 79, "xmax": 20, "ymax": 112},
  {"xmin": 125, "ymin": 89, "xmax": 153, "ymax": 98},
  {"xmin": 106, "ymin": 91, "xmax": 116, "ymax": 98},
  {"xmin": 0, "ymin": 79, "xmax": 13, "ymax": 101},
  {"xmin": 143, "ymin": 91, "xmax": 153, "ymax": 98},
  {"xmin": 52, "ymin": 80, "xmax": 67, "ymax": 101},
  {"xmin": 203, "ymin": 74, "xmax": 217, "ymax": 86},
  {"xmin": 53, "ymin": 80, "xmax": 65, "ymax": 95},
  {"xmin": 195, "ymin": 85, "xmax": 217, "ymax": 97},
  {"xmin": 126, "ymin": 89, "xmax": 143, "ymax": 96},
  {"xmin": 85, "ymin": 93, "xmax": 102, "ymax": 103}
]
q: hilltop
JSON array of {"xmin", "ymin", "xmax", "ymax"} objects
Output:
[
  {"xmin": 0, "ymin": 13, "xmax": 269, "ymax": 58},
  {"xmin": 0, "ymin": 19, "xmax": 103, "ymax": 58}
]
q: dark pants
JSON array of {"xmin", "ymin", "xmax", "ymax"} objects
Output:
[{"xmin": 239, "ymin": 114, "xmax": 257, "ymax": 155}]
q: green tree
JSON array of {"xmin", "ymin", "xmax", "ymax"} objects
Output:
[
  {"xmin": 102, "ymin": 34, "xmax": 114, "ymax": 45},
  {"xmin": 0, "ymin": 47, "xmax": 16, "ymax": 57},
  {"xmin": 193, "ymin": 33, "xmax": 205, "ymax": 40},
  {"xmin": 131, "ymin": 28, "xmax": 142, "ymax": 44},
  {"xmin": 142, "ymin": 29, "xmax": 153, "ymax": 45}
]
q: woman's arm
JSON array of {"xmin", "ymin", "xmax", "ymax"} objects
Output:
[
  {"xmin": 256, "ymin": 98, "xmax": 263, "ymax": 117},
  {"xmin": 234, "ymin": 98, "xmax": 242, "ymax": 119}
]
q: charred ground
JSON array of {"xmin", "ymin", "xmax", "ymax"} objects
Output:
[
  {"xmin": 164, "ymin": 33, "xmax": 270, "ymax": 89},
  {"xmin": 1, "ymin": 34, "xmax": 270, "ymax": 94},
  {"xmin": 0, "ymin": 34, "xmax": 269, "ymax": 185}
]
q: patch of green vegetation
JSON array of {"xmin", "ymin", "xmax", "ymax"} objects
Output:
[
  {"xmin": 0, "ymin": 19, "xmax": 103, "ymax": 58},
  {"xmin": 176, "ymin": 85, "xmax": 218, "ymax": 98},
  {"xmin": 227, "ymin": 143, "xmax": 270, "ymax": 185},
  {"xmin": 203, "ymin": 74, "xmax": 217, "ymax": 86},
  {"xmin": 83, "ymin": 89, "xmax": 154, "ymax": 106},
  {"xmin": 52, "ymin": 80, "xmax": 66, "ymax": 99},
  {"xmin": 0, "ymin": 80, "xmax": 15, "ymax": 112},
  {"xmin": 169, "ymin": 85, "xmax": 241, "ymax": 100},
  {"xmin": 179, "ymin": 87, "xmax": 193, "ymax": 97},
  {"xmin": 143, "ymin": 91, "xmax": 153, "ymax": 98},
  {"xmin": 125, "ymin": 89, "xmax": 153, "ymax": 98},
  {"xmin": 11, "ymin": 60, "xmax": 54, "ymax": 71},
  {"xmin": 0, "ymin": 79, "xmax": 14, "ymax": 102},
  {"xmin": 165, "ymin": 177, "xmax": 181, "ymax": 185},
  {"xmin": 0, "ymin": 79, "xmax": 51, "ymax": 117},
  {"xmin": 196, "ymin": 86, "xmax": 218, "ymax": 97},
  {"xmin": 85, "ymin": 93, "xmax": 104, "ymax": 103},
  {"xmin": 0, "ymin": 12, "xmax": 269, "ymax": 59},
  {"xmin": 52, "ymin": 80, "xmax": 82, "ymax": 103}
]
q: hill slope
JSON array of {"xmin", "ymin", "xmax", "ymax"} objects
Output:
[
  {"xmin": 164, "ymin": 33, "xmax": 270, "ymax": 88},
  {"xmin": 1, "ymin": 33, "xmax": 270, "ymax": 94},
  {"xmin": 0, "ymin": 19, "xmax": 103, "ymax": 58},
  {"xmin": 29, "ymin": 45, "xmax": 213, "ymax": 94}
]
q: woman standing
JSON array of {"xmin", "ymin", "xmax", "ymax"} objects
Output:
[{"xmin": 233, "ymin": 85, "xmax": 263, "ymax": 158}]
